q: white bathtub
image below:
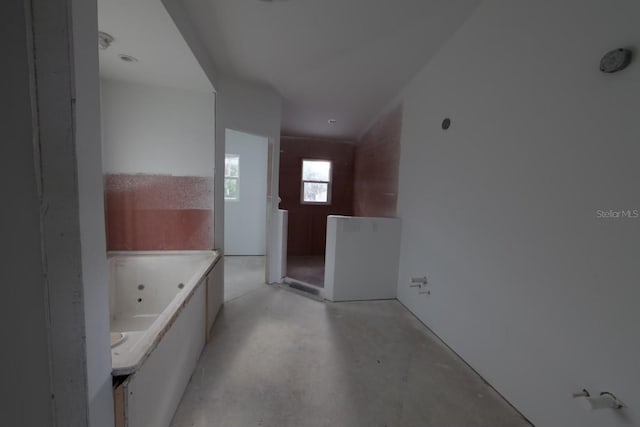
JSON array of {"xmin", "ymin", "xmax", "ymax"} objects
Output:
[
  {"xmin": 109, "ymin": 250, "xmax": 219, "ymax": 374},
  {"xmin": 108, "ymin": 250, "xmax": 222, "ymax": 427}
]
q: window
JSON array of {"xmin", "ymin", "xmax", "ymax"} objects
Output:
[
  {"xmin": 225, "ymin": 154, "xmax": 240, "ymax": 200},
  {"xmin": 301, "ymin": 159, "xmax": 332, "ymax": 204}
]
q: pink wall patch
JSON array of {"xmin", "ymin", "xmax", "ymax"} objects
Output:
[
  {"xmin": 353, "ymin": 105, "xmax": 403, "ymax": 217},
  {"xmin": 105, "ymin": 174, "xmax": 213, "ymax": 251}
]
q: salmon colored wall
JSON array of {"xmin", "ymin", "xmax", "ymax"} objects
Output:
[
  {"xmin": 105, "ymin": 174, "xmax": 213, "ymax": 251},
  {"xmin": 353, "ymin": 105, "xmax": 403, "ymax": 217},
  {"xmin": 279, "ymin": 138, "xmax": 355, "ymax": 256}
]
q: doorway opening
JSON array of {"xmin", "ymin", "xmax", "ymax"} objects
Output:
[
  {"xmin": 277, "ymin": 138, "xmax": 356, "ymax": 290},
  {"xmin": 224, "ymin": 129, "xmax": 270, "ymax": 301},
  {"xmin": 285, "ymin": 159, "xmax": 331, "ymax": 286}
]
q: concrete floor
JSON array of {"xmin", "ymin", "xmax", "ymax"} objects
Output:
[
  {"xmin": 170, "ymin": 283, "xmax": 530, "ymax": 427},
  {"xmin": 224, "ymin": 256, "xmax": 266, "ymax": 302}
]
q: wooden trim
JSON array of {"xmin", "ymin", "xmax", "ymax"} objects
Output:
[
  {"xmin": 205, "ymin": 274, "xmax": 210, "ymax": 342},
  {"xmin": 113, "ymin": 382, "xmax": 125, "ymax": 427}
]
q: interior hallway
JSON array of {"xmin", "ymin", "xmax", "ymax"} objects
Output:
[
  {"xmin": 224, "ymin": 256, "xmax": 266, "ymax": 302},
  {"xmin": 170, "ymin": 283, "xmax": 530, "ymax": 426}
]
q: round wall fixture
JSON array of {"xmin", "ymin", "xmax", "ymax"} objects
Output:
[
  {"xmin": 442, "ymin": 118, "xmax": 451, "ymax": 130},
  {"xmin": 98, "ymin": 31, "xmax": 114, "ymax": 50},
  {"xmin": 600, "ymin": 48, "xmax": 632, "ymax": 73}
]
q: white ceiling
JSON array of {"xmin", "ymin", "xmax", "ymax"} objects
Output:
[
  {"xmin": 97, "ymin": 0, "xmax": 212, "ymax": 93},
  {"xmin": 179, "ymin": 0, "xmax": 480, "ymax": 139}
]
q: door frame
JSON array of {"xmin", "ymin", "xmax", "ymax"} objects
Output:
[{"xmin": 223, "ymin": 127, "xmax": 274, "ymax": 285}]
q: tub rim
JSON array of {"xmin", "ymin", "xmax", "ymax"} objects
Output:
[{"xmin": 108, "ymin": 250, "xmax": 220, "ymax": 376}]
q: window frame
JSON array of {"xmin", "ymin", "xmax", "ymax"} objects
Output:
[
  {"xmin": 224, "ymin": 153, "xmax": 240, "ymax": 201},
  {"xmin": 300, "ymin": 158, "xmax": 332, "ymax": 205}
]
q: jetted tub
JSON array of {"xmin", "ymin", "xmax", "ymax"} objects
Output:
[{"xmin": 109, "ymin": 250, "xmax": 222, "ymax": 427}]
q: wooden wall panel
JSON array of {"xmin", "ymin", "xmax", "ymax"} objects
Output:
[{"xmin": 279, "ymin": 138, "xmax": 355, "ymax": 256}]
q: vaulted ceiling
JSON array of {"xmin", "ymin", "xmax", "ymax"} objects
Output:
[
  {"xmin": 98, "ymin": 0, "xmax": 480, "ymax": 140},
  {"xmin": 98, "ymin": 0, "xmax": 212, "ymax": 93},
  {"xmin": 178, "ymin": 0, "xmax": 480, "ymax": 139}
]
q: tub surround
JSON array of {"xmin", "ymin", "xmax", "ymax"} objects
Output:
[
  {"xmin": 108, "ymin": 251, "xmax": 220, "ymax": 376},
  {"xmin": 110, "ymin": 251, "xmax": 222, "ymax": 427},
  {"xmin": 105, "ymin": 174, "xmax": 213, "ymax": 251}
]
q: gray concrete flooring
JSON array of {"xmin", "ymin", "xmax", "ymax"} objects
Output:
[
  {"xmin": 224, "ymin": 256, "xmax": 267, "ymax": 302},
  {"xmin": 171, "ymin": 281, "xmax": 529, "ymax": 427}
]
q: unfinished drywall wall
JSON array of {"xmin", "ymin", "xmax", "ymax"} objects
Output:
[
  {"xmin": 101, "ymin": 79, "xmax": 215, "ymax": 250},
  {"xmin": 161, "ymin": 0, "xmax": 219, "ymax": 89},
  {"xmin": 101, "ymin": 79, "xmax": 214, "ymax": 176},
  {"xmin": 325, "ymin": 216, "xmax": 401, "ymax": 302},
  {"xmin": 215, "ymin": 76, "xmax": 283, "ymax": 281},
  {"xmin": 354, "ymin": 105, "xmax": 403, "ymax": 217},
  {"xmin": 1, "ymin": 2, "xmax": 54, "ymax": 425},
  {"xmin": 161, "ymin": 1, "xmax": 284, "ymax": 281},
  {"xmin": 396, "ymin": 1, "xmax": 640, "ymax": 426},
  {"xmin": 3, "ymin": 0, "xmax": 114, "ymax": 424},
  {"xmin": 72, "ymin": 0, "xmax": 114, "ymax": 424},
  {"xmin": 224, "ymin": 129, "xmax": 269, "ymax": 255}
]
